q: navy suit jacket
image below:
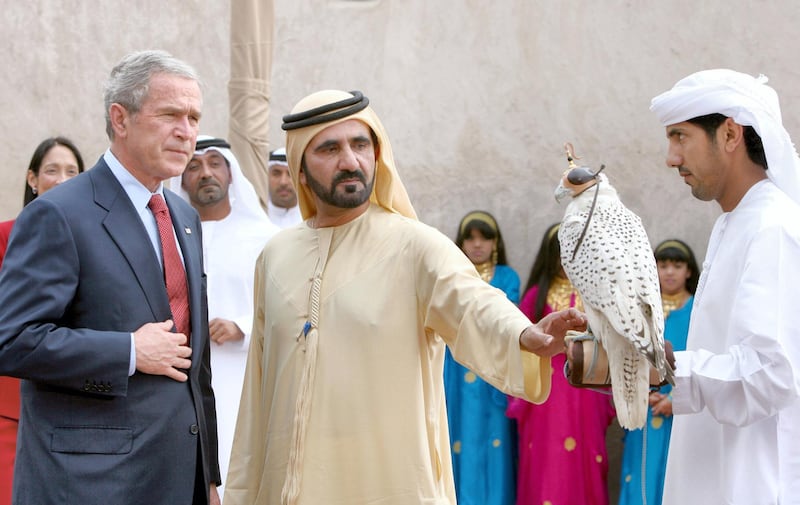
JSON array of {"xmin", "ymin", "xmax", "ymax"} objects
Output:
[{"xmin": 0, "ymin": 159, "xmax": 220, "ymax": 504}]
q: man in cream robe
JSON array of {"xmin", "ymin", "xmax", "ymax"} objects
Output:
[
  {"xmin": 224, "ymin": 90, "xmax": 587, "ymax": 505},
  {"xmin": 171, "ymin": 136, "xmax": 280, "ymax": 500},
  {"xmin": 651, "ymin": 70, "xmax": 800, "ymax": 505}
]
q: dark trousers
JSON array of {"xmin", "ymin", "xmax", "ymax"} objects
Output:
[{"xmin": 192, "ymin": 441, "xmax": 208, "ymax": 505}]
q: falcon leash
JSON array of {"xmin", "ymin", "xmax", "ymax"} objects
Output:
[{"xmin": 569, "ymin": 164, "xmax": 606, "ymax": 262}]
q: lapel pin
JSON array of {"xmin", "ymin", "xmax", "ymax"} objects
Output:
[{"xmin": 185, "ymin": 227, "xmax": 192, "ymax": 234}]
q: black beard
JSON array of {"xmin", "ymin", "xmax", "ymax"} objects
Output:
[{"xmin": 304, "ymin": 168, "xmax": 374, "ymax": 209}]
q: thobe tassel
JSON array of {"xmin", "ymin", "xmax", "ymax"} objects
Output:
[{"xmin": 282, "ymin": 273, "xmax": 323, "ymax": 505}]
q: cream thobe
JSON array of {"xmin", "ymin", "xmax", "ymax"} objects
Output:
[
  {"xmin": 225, "ymin": 204, "xmax": 550, "ymax": 505},
  {"xmin": 664, "ymin": 181, "xmax": 800, "ymax": 505}
]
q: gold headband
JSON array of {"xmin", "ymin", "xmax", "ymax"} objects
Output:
[
  {"xmin": 655, "ymin": 239, "xmax": 691, "ymax": 258},
  {"xmin": 546, "ymin": 223, "xmax": 560, "ymax": 241},
  {"xmin": 459, "ymin": 211, "xmax": 498, "ymax": 236}
]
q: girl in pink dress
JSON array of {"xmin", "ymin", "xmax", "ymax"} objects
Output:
[{"xmin": 507, "ymin": 223, "xmax": 616, "ymax": 505}]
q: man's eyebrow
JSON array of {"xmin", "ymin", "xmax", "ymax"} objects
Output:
[{"xmin": 312, "ymin": 139, "xmax": 340, "ymax": 152}]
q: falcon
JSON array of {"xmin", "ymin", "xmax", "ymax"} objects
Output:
[{"xmin": 554, "ymin": 143, "xmax": 673, "ymax": 429}]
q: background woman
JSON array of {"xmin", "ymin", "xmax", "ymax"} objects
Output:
[
  {"xmin": 618, "ymin": 239, "xmax": 698, "ymax": 505},
  {"xmin": 444, "ymin": 210, "xmax": 520, "ymax": 505},
  {"xmin": 0, "ymin": 136, "xmax": 84, "ymax": 505},
  {"xmin": 507, "ymin": 222, "xmax": 616, "ymax": 505}
]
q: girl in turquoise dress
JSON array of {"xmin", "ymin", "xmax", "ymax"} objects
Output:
[
  {"xmin": 618, "ymin": 239, "xmax": 700, "ymax": 505},
  {"xmin": 444, "ymin": 210, "xmax": 519, "ymax": 505}
]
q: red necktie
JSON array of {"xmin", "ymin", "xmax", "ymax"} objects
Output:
[{"xmin": 148, "ymin": 194, "xmax": 191, "ymax": 344}]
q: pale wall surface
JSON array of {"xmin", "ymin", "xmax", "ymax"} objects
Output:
[
  {"xmin": 2, "ymin": 0, "xmax": 799, "ymax": 279},
  {"xmin": 0, "ymin": 1, "xmax": 230, "ymax": 217}
]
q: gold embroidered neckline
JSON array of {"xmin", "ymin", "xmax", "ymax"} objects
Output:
[
  {"xmin": 662, "ymin": 291, "xmax": 689, "ymax": 319},
  {"xmin": 547, "ymin": 276, "xmax": 583, "ymax": 312},
  {"xmin": 475, "ymin": 261, "xmax": 495, "ymax": 283}
]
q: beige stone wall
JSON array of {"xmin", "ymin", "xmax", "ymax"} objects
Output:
[
  {"xmin": 3, "ymin": 0, "xmax": 799, "ymax": 279},
  {"xmin": 0, "ymin": 1, "xmax": 230, "ymax": 217}
]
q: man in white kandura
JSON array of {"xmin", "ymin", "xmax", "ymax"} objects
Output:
[{"xmin": 651, "ymin": 69, "xmax": 800, "ymax": 505}]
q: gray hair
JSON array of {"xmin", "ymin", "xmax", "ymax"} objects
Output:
[{"xmin": 103, "ymin": 50, "xmax": 201, "ymax": 140}]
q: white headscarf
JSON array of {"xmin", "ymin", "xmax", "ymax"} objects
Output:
[
  {"xmin": 268, "ymin": 147, "xmax": 287, "ymax": 169},
  {"xmin": 650, "ymin": 69, "xmax": 800, "ymax": 205},
  {"xmin": 168, "ymin": 135, "xmax": 275, "ymax": 227}
]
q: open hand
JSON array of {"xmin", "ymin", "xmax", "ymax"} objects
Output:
[
  {"xmin": 538, "ymin": 308, "xmax": 588, "ymax": 339},
  {"xmin": 520, "ymin": 308, "xmax": 587, "ymax": 358},
  {"xmin": 134, "ymin": 320, "xmax": 192, "ymax": 382}
]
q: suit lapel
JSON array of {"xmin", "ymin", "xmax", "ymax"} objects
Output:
[{"xmin": 91, "ymin": 162, "xmax": 171, "ymax": 323}]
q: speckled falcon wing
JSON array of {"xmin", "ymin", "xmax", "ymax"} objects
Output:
[{"xmin": 558, "ymin": 185, "xmax": 666, "ymax": 368}]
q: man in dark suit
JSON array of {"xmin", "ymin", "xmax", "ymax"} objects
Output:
[{"xmin": 0, "ymin": 50, "xmax": 220, "ymax": 504}]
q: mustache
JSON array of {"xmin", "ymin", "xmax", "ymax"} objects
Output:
[
  {"xmin": 198, "ymin": 179, "xmax": 220, "ymax": 188},
  {"xmin": 333, "ymin": 170, "xmax": 366, "ymax": 186}
]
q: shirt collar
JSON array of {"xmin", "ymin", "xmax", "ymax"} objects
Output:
[{"xmin": 104, "ymin": 149, "xmax": 164, "ymax": 210}]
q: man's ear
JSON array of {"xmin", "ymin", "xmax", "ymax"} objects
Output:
[
  {"xmin": 721, "ymin": 117, "xmax": 745, "ymax": 153},
  {"xmin": 109, "ymin": 103, "xmax": 129, "ymax": 139}
]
